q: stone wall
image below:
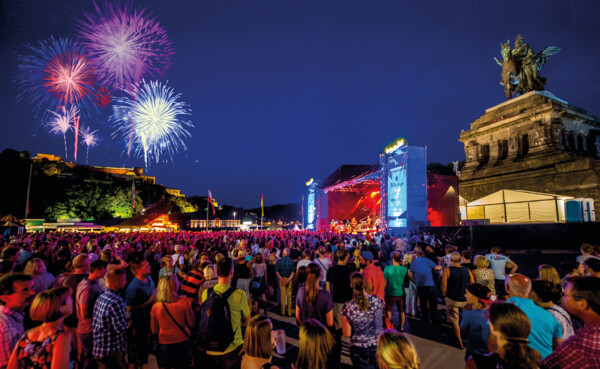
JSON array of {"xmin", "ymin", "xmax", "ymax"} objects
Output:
[{"xmin": 459, "ymin": 91, "xmax": 600, "ymax": 205}]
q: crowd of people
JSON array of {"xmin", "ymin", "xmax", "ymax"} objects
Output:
[{"xmin": 0, "ymin": 230, "xmax": 599, "ymax": 369}]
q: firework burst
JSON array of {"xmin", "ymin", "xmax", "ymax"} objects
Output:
[
  {"xmin": 46, "ymin": 105, "xmax": 76, "ymax": 159},
  {"xmin": 75, "ymin": 2, "xmax": 174, "ymax": 91},
  {"xmin": 111, "ymin": 80, "xmax": 193, "ymax": 168},
  {"xmin": 92, "ymin": 86, "xmax": 113, "ymax": 108},
  {"xmin": 16, "ymin": 36, "xmax": 96, "ymax": 115},
  {"xmin": 80, "ymin": 126, "xmax": 100, "ymax": 164}
]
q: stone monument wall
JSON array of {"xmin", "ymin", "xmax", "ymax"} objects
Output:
[{"xmin": 459, "ymin": 91, "xmax": 600, "ymax": 205}]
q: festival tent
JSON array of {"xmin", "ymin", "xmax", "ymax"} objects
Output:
[{"xmin": 464, "ymin": 190, "xmax": 573, "ymax": 223}]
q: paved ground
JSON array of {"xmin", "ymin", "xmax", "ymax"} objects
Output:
[{"xmin": 147, "ymin": 301, "xmax": 466, "ymax": 369}]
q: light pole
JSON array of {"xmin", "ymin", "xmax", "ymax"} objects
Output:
[{"xmin": 233, "ymin": 212, "xmax": 236, "ymax": 228}]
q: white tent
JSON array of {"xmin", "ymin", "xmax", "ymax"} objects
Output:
[{"xmin": 464, "ymin": 190, "xmax": 573, "ymax": 223}]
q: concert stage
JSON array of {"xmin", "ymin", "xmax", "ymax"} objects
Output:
[{"xmin": 306, "ymin": 139, "xmax": 431, "ymax": 235}]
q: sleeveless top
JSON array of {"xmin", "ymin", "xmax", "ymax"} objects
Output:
[
  {"xmin": 14, "ymin": 329, "xmax": 64, "ymax": 369},
  {"xmin": 447, "ymin": 266, "xmax": 470, "ymax": 301}
]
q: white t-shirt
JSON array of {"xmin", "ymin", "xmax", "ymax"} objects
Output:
[
  {"xmin": 315, "ymin": 257, "xmax": 332, "ymax": 282},
  {"xmin": 297, "ymin": 259, "xmax": 312, "ymax": 270}
]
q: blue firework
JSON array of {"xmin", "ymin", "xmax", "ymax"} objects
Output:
[{"xmin": 111, "ymin": 79, "xmax": 193, "ymax": 167}]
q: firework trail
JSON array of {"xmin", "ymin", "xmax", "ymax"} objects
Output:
[
  {"xmin": 75, "ymin": 2, "xmax": 174, "ymax": 91},
  {"xmin": 80, "ymin": 126, "xmax": 100, "ymax": 164},
  {"xmin": 16, "ymin": 36, "xmax": 96, "ymax": 115},
  {"xmin": 111, "ymin": 80, "xmax": 193, "ymax": 168},
  {"xmin": 46, "ymin": 106, "xmax": 76, "ymax": 159}
]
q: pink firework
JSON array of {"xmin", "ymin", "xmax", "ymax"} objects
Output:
[
  {"xmin": 75, "ymin": 2, "xmax": 174, "ymax": 91},
  {"xmin": 43, "ymin": 50, "xmax": 96, "ymax": 106},
  {"xmin": 92, "ymin": 86, "xmax": 113, "ymax": 108}
]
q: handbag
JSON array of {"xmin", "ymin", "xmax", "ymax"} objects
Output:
[{"xmin": 251, "ymin": 276, "xmax": 263, "ymax": 290}]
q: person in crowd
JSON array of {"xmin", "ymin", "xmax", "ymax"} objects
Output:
[
  {"xmin": 0, "ymin": 247, "xmax": 19, "ymax": 275},
  {"xmin": 240, "ymin": 315, "xmax": 279, "ymax": 369},
  {"xmin": 59, "ymin": 253, "xmax": 89, "ymax": 361},
  {"xmin": 180, "ymin": 260, "xmax": 205, "ymax": 304},
  {"xmin": 505, "ymin": 273, "xmax": 562, "ymax": 359},
  {"xmin": 93, "ymin": 268, "xmax": 128, "ymax": 369},
  {"xmin": 559, "ymin": 261, "xmax": 584, "ymax": 289},
  {"xmin": 538, "ymin": 265, "xmax": 562, "ymax": 288},
  {"xmin": 440, "ymin": 245, "xmax": 456, "ymax": 269},
  {"xmin": 0, "ymin": 273, "xmax": 35, "ymax": 369},
  {"xmin": 402, "ymin": 254, "xmax": 417, "ymax": 318},
  {"xmin": 76, "ymin": 260, "xmax": 108, "ymax": 369},
  {"xmin": 266, "ymin": 249, "xmax": 278, "ymax": 300},
  {"xmin": 150, "ymin": 275, "xmax": 195, "ymax": 369},
  {"xmin": 583, "ymin": 257, "xmax": 600, "ymax": 278},
  {"xmin": 250, "ymin": 253, "xmax": 268, "ymax": 316},
  {"xmin": 296, "ymin": 249, "xmax": 312, "ymax": 271},
  {"xmin": 465, "ymin": 302, "xmax": 540, "ymax": 369},
  {"xmin": 530, "ymin": 279, "xmax": 574, "ymax": 341},
  {"xmin": 7, "ymin": 287, "xmax": 72, "ymax": 369},
  {"xmin": 410, "ymin": 251, "xmax": 442, "ymax": 324},
  {"xmin": 296, "ymin": 263, "xmax": 333, "ymax": 328},
  {"xmin": 199, "ymin": 263, "xmax": 218, "ymax": 300},
  {"xmin": 326, "ymin": 248, "xmax": 354, "ymax": 361},
  {"xmin": 461, "ymin": 283, "xmax": 491, "ymax": 361},
  {"xmin": 461, "ymin": 250, "xmax": 477, "ymax": 271},
  {"xmin": 485, "ymin": 247, "xmax": 517, "ymax": 300},
  {"xmin": 575, "ymin": 243, "xmax": 600, "ymax": 265},
  {"xmin": 233, "ymin": 251, "xmax": 254, "ymax": 310},
  {"xmin": 542, "ymin": 276, "xmax": 600, "ymax": 369},
  {"xmin": 159, "ymin": 255, "xmax": 184, "ymax": 280},
  {"xmin": 125, "ymin": 260, "xmax": 155, "ymax": 369},
  {"xmin": 295, "ymin": 319, "xmax": 339, "ymax": 369},
  {"xmin": 275, "ymin": 249, "xmax": 295, "ymax": 317},
  {"xmin": 441, "ymin": 251, "xmax": 474, "ymax": 348},
  {"xmin": 383, "ymin": 251, "xmax": 409, "ymax": 331},
  {"xmin": 23, "ymin": 258, "xmax": 55, "ymax": 294},
  {"xmin": 342, "ymin": 273, "xmax": 384, "ymax": 369},
  {"xmin": 200, "ymin": 257, "xmax": 250, "ymax": 369},
  {"xmin": 376, "ymin": 329, "xmax": 419, "ymax": 369},
  {"xmin": 472, "ymin": 255, "xmax": 496, "ymax": 297},
  {"xmin": 361, "ymin": 251, "xmax": 385, "ymax": 302},
  {"xmin": 315, "ymin": 247, "xmax": 332, "ymax": 289}
]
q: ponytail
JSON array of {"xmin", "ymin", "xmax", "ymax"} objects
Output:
[
  {"xmin": 351, "ymin": 273, "xmax": 370, "ymax": 311},
  {"xmin": 306, "ymin": 263, "xmax": 321, "ymax": 306}
]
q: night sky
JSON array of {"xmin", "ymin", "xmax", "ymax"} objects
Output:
[{"xmin": 1, "ymin": 0, "xmax": 599, "ymax": 208}]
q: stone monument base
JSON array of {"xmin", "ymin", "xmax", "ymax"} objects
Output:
[{"xmin": 458, "ymin": 91, "xmax": 600, "ymax": 205}]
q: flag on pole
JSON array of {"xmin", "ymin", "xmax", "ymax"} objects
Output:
[
  {"xmin": 208, "ymin": 189, "xmax": 216, "ymax": 215},
  {"xmin": 261, "ymin": 194, "xmax": 264, "ymax": 217}
]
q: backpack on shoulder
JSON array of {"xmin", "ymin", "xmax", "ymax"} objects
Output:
[{"xmin": 197, "ymin": 287, "xmax": 236, "ymax": 351}]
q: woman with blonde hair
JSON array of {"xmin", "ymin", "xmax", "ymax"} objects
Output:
[
  {"xmin": 537, "ymin": 264, "xmax": 561, "ymax": 288},
  {"xmin": 376, "ymin": 329, "xmax": 419, "ymax": 369},
  {"xmin": 8, "ymin": 286, "xmax": 72, "ymax": 369},
  {"xmin": 241, "ymin": 315, "xmax": 279, "ymax": 369},
  {"xmin": 24, "ymin": 258, "xmax": 55, "ymax": 294},
  {"xmin": 473, "ymin": 255, "xmax": 496, "ymax": 297},
  {"xmin": 295, "ymin": 263, "xmax": 333, "ymax": 328},
  {"xmin": 465, "ymin": 302, "xmax": 540, "ymax": 369},
  {"xmin": 342, "ymin": 273, "xmax": 384, "ymax": 369},
  {"xmin": 150, "ymin": 275, "xmax": 195, "ymax": 369},
  {"xmin": 296, "ymin": 319, "xmax": 339, "ymax": 369}
]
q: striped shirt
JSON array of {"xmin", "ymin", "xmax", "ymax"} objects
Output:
[
  {"xmin": 180, "ymin": 270, "xmax": 204, "ymax": 299},
  {"xmin": 92, "ymin": 289, "xmax": 127, "ymax": 358}
]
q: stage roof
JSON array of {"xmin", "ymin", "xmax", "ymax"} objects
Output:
[{"xmin": 321, "ymin": 164, "xmax": 380, "ymax": 189}]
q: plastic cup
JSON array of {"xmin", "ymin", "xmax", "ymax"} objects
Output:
[{"xmin": 274, "ymin": 329, "xmax": 286, "ymax": 354}]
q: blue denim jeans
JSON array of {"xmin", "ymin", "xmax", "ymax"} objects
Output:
[{"xmin": 349, "ymin": 345, "xmax": 377, "ymax": 369}]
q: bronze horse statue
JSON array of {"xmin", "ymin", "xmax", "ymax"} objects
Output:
[{"xmin": 495, "ymin": 41, "xmax": 520, "ymax": 99}]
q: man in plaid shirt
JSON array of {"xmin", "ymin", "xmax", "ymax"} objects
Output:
[
  {"xmin": 542, "ymin": 277, "xmax": 600, "ymax": 369},
  {"xmin": 93, "ymin": 269, "xmax": 128, "ymax": 369},
  {"xmin": 0, "ymin": 273, "xmax": 35, "ymax": 369}
]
